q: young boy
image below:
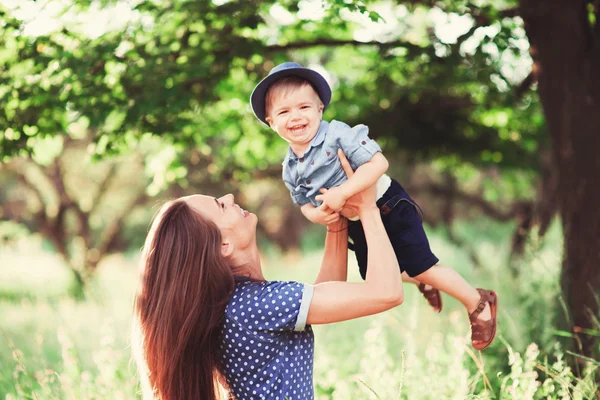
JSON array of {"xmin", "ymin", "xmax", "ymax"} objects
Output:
[{"xmin": 250, "ymin": 62, "xmax": 497, "ymax": 350}]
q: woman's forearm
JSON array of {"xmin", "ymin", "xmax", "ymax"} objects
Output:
[
  {"xmin": 359, "ymin": 208, "xmax": 403, "ymax": 303},
  {"xmin": 306, "ymin": 209, "xmax": 403, "ymax": 325},
  {"xmin": 314, "ymin": 222, "xmax": 348, "ymax": 284}
]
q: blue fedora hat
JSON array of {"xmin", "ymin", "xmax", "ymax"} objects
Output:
[{"xmin": 250, "ymin": 62, "xmax": 332, "ymax": 125}]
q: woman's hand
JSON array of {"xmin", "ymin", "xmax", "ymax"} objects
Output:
[{"xmin": 336, "ymin": 149, "xmax": 377, "ymax": 218}]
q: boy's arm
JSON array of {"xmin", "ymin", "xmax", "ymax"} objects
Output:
[
  {"xmin": 338, "ymin": 152, "xmax": 388, "ymax": 200},
  {"xmin": 319, "ymin": 151, "xmax": 388, "ymax": 211},
  {"xmin": 301, "ymin": 203, "xmax": 318, "ymax": 222}
]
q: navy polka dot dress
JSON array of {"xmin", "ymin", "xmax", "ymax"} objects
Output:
[{"xmin": 219, "ymin": 279, "xmax": 315, "ymax": 399}]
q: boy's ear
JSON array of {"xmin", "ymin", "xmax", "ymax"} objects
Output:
[
  {"xmin": 265, "ymin": 115, "xmax": 273, "ymax": 127},
  {"xmin": 221, "ymin": 239, "xmax": 235, "ymax": 258}
]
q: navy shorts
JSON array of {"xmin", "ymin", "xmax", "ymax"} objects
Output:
[{"xmin": 348, "ymin": 179, "xmax": 439, "ymax": 278}]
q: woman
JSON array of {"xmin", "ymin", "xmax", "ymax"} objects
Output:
[{"xmin": 132, "ymin": 153, "xmax": 404, "ymax": 399}]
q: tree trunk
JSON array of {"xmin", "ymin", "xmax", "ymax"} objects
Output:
[{"xmin": 520, "ymin": 0, "xmax": 600, "ymax": 358}]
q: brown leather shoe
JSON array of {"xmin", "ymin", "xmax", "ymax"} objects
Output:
[
  {"xmin": 469, "ymin": 288, "xmax": 498, "ymax": 350},
  {"xmin": 418, "ymin": 283, "xmax": 443, "ymax": 313}
]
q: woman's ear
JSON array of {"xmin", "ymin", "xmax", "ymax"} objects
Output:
[{"xmin": 221, "ymin": 239, "xmax": 235, "ymax": 258}]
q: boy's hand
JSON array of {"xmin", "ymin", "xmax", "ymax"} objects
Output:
[
  {"xmin": 316, "ymin": 186, "xmax": 348, "ymax": 212},
  {"xmin": 312, "ymin": 203, "xmax": 341, "ymax": 226},
  {"xmin": 302, "ymin": 202, "xmax": 340, "ymax": 226}
]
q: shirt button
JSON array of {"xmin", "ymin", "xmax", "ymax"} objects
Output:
[
  {"xmin": 306, "ymin": 179, "xmax": 311, "ymax": 184},
  {"xmin": 361, "ymin": 141, "xmax": 366, "ymax": 145},
  {"xmin": 299, "ymin": 157, "xmax": 304, "ymax": 163}
]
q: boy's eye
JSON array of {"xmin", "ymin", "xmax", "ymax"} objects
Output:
[
  {"xmin": 278, "ymin": 110, "xmax": 288, "ymax": 115},
  {"xmin": 301, "ymin": 105, "xmax": 310, "ymax": 109}
]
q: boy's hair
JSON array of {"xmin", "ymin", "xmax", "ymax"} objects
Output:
[{"xmin": 265, "ymin": 76, "xmax": 323, "ymax": 117}]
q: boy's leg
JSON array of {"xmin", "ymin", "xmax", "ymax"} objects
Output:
[
  {"xmin": 401, "ymin": 271, "xmax": 419, "ymax": 285},
  {"xmin": 401, "ymin": 272, "xmax": 442, "ymax": 312},
  {"xmin": 414, "ymin": 265, "xmax": 491, "ymax": 319},
  {"xmin": 401, "ymin": 272, "xmax": 447, "ymax": 292},
  {"xmin": 413, "ymin": 265, "xmax": 493, "ymax": 348},
  {"xmin": 401, "ymin": 269, "xmax": 433, "ymax": 293},
  {"xmin": 378, "ymin": 180, "xmax": 496, "ymax": 347}
]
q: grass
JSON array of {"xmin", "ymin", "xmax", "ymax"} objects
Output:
[{"xmin": 0, "ymin": 221, "xmax": 598, "ymax": 399}]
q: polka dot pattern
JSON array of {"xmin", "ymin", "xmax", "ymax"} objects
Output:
[{"xmin": 219, "ymin": 280, "xmax": 315, "ymax": 399}]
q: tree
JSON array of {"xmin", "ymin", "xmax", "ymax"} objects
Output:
[
  {"xmin": 1, "ymin": 134, "xmax": 151, "ymax": 296},
  {"xmin": 519, "ymin": 0, "xmax": 600, "ymax": 358}
]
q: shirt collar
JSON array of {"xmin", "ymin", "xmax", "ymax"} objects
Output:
[{"xmin": 283, "ymin": 120, "xmax": 329, "ymax": 164}]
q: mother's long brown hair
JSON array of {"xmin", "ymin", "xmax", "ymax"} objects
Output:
[{"xmin": 132, "ymin": 199, "xmax": 235, "ymax": 399}]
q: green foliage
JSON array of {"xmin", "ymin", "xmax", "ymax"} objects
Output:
[{"xmin": 1, "ymin": 0, "xmax": 544, "ymax": 184}]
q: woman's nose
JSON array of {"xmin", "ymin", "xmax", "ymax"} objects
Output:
[{"xmin": 221, "ymin": 194, "xmax": 235, "ymax": 205}]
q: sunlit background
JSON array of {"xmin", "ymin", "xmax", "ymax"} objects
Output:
[{"xmin": 1, "ymin": 0, "xmax": 599, "ymax": 398}]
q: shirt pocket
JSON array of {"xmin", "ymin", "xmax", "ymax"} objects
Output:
[
  {"xmin": 320, "ymin": 145, "xmax": 339, "ymax": 166},
  {"xmin": 318, "ymin": 146, "xmax": 346, "ymax": 186}
]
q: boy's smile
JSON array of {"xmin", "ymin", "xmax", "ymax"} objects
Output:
[{"xmin": 265, "ymin": 84, "xmax": 324, "ymax": 157}]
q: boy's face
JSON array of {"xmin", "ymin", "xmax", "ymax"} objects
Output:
[{"xmin": 265, "ymin": 84, "xmax": 324, "ymax": 152}]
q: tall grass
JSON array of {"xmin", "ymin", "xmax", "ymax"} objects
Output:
[{"xmin": 1, "ymin": 222, "xmax": 598, "ymax": 399}]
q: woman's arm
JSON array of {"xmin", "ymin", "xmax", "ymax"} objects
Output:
[
  {"xmin": 313, "ymin": 217, "xmax": 348, "ymax": 284},
  {"xmin": 306, "ymin": 207, "xmax": 403, "ymax": 325},
  {"xmin": 306, "ymin": 150, "xmax": 403, "ymax": 325}
]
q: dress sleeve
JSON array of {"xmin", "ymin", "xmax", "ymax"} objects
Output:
[
  {"xmin": 231, "ymin": 281, "xmax": 314, "ymax": 333},
  {"xmin": 330, "ymin": 121, "xmax": 382, "ymax": 170}
]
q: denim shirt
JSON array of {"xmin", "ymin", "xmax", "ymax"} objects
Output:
[{"xmin": 282, "ymin": 120, "xmax": 382, "ymax": 207}]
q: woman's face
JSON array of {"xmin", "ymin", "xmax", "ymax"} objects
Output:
[{"xmin": 184, "ymin": 193, "xmax": 257, "ymax": 249}]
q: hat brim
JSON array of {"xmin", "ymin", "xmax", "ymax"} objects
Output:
[{"xmin": 250, "ymin": 67, "xmax": 332, "ymax": 126}]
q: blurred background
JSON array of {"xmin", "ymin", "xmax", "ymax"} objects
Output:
[{"xmin": 1, "ymin": 0, "xmax": 599, "ymax": 398}]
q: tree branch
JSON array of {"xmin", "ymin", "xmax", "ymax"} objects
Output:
[
  {"xmin": 8, "ymin": 161, "xmax": 47, "ymax": 221},
  {"xmin": 266, "ymin": 39, "xmax": 430, "ymax": 56},
  {"xmin": 94, "ymin": 191, "xmax": 149, "ymax": 266},
  {"xmin": 410, "ymin": 182, "xmax": 515, "ymax": 221},
  {"xmin": 89, "ymin": 163, "xmax": 118, "ymax": 215}
]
